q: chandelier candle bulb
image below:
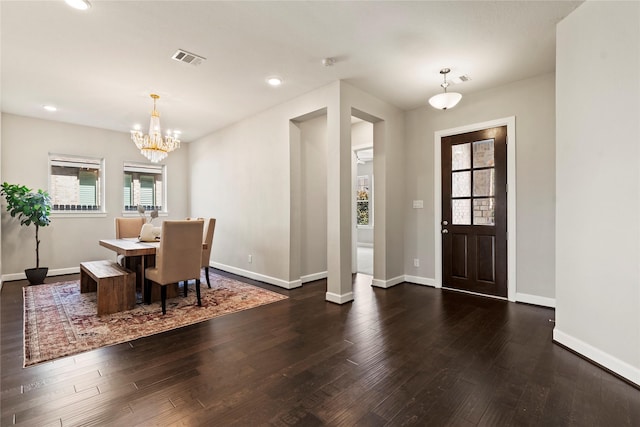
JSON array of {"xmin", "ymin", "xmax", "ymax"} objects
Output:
[{"xmin": 130, "ymin": 94, "xmax": 181, "ymax": 163}]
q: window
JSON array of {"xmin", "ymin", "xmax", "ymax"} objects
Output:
[
  {"xmin": 357, "ymin": 175, "xmax": 372, "ymax": 226},
  {"xmin": 123, "ymin": 162, "xmax": 165, "ymax": 212},
  {"xmin": 49, "ymin": 154, "xmax": 104, "ymax": 211}
]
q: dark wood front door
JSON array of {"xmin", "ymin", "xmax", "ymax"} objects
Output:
[{"xmin": 441, "ymin": 126, "xmax": 507, "ymax": 297}]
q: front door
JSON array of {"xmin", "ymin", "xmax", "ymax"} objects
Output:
[{"xmin": 441, "ymin": 126, "xmax": 507, "ymax": 297}]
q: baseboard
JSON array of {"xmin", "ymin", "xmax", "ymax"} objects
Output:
[
  {"xmin": 553, "ymin": 328, "xmax": 640, "ymax": 387},
  {"xmin": 371, "ymin": 275, "xmax": 404, "ymax": 289},
  {"xmin": 301, "ymin": 271, "xmax": 327, "ymax": 283},
  {"xmin": 1, "ymin": 266, "xmax": 80, "ymax": 283},
  {"xmin": 325, "ymin": 291, "xmax": 354, "ymax": 304},
  {"xmin": 516, "ymin": 292, "xmax": 556, "ymax": 308},
  {"xmin": 404, "ymin": 275, "xmax": 436, "ymax": 287},
  {"xmin": 211, "ymin": 262, "xmax": 302, "ymax": 290}
]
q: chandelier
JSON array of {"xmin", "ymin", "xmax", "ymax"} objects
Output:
[
  {"xmin": 428, "ymin": 68, "xmax": 462, "ymax": 110},
  {"xmin": 131, "ymin": 94, "xmax": 181, "ymax": 163}
]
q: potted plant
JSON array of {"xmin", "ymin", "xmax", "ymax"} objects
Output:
[{"xmin": 0, "ymin": 183, "xmax": 52, "ymax": 285}]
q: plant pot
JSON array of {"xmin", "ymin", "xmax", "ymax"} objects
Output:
[{"xmin": 25, "ymin": 267, "xmax": 48, "ymax": 285}]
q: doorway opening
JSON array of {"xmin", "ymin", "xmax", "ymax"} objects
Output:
[{"xmin": 352, "ymin": 118, "xmax": 374, "ymax": 276}]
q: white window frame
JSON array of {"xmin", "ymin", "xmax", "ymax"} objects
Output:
[
  {"xmin": 122, "ymin": 162, "xmax": 168, "ymax": 215},
  {"xmin": 48, "ymin": 153, "xmax": 106, "ymax": 217},
  {"xmin": 356, "ymin": 174, "xmax": 373, "ymax": 228}
]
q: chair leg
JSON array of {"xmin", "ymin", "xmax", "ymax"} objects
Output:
[
  {"xmin": 205, "ymin": 266, "xmax": 211, "ymax": 288},
  {"xmin": 161, "ymin": 286, "xmax": 167, "ymax": 315},
  {"xmin": 195, "ymin": 279, "xmax": 202, "ymax": 306},
  {"xmin": 144, "ymin": 278, "xmax": 151, "ymax": 305},
  {"xmin": 183, "ymin": 280, "xmax": 188, "ymax": 297}
]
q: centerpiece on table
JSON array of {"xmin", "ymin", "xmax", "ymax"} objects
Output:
[
  {"xmin": 137, "ymin": 205, "xmax": 161, "ymax": 241},
  {"xmin": 0, "ymin": 182, "xmax": 52, "ymax": 284}
]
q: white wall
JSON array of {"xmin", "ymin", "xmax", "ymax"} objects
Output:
[
  {"xmin": 404, "ymin": 73, "xmax": 556, "ymax": 302},
  {"xmin": 0, "ymin": 114, "xmax": 190, "ymax": 278},
  {"xmin": 555, "ymin": 0, "xmax": 640, "ymax": 386}
]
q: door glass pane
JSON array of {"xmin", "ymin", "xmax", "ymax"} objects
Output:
[
  {"xmin": 452, "ymin": 199, "xmax": 471, "ymax": 225},
  {"xmin": 473, "ymin": 139, "xmax": 495, "ymax": 168},
  {"xmin": 452, "ymin": 171, "xmax": 470, "ymax": 197},
  {"xmin": 473, "ymin": 169, "xmax": 495, "ymax": 196},
  {"xmin": 473, "ymin": 198, "xmax": 495, "ymax": 225},
  {"xmin": 452, "ymin": 143, "xmax": 470, "ymax": 170}
]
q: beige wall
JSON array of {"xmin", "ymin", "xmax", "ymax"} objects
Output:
[
  {"xmin": 299, "ymin": 115, "xmax": 328, "ymax": 278},
  {"xmin": 404, "ymin": 72, "xmax": 557, "ymax": 302},
  {"xmin": 0, "ymin": 114, "xmax": 190, "ymax": 277},
  {"xmin": 189, "ymin": 81, "xmax": 405, "ymax": 295},
  {"xmin": 555, "ymin": 0, "xmax": 640, "ymax": 385},
  {"xmin": 188, "ymin": 83, "xmax": 338, "ymax": 288}
]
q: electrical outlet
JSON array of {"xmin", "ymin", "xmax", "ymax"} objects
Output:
[
  {"xmin": 248, "ymin": 254, "xmax": 252, "ymax": 263},
  {"xmin": 413, "ymin": 258, "xmax": 419, "ymax": 267}
]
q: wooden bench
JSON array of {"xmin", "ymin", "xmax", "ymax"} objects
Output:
[{"xmin": 80, "ymin": 260, "xmax": 136, "ymax": 315}]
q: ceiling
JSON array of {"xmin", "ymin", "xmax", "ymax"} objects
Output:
[{"xmin": 1, "ymin": 1, "xmax": 582, "ymax": 143}]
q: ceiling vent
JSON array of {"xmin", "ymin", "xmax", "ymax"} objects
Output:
[
  {"xmin": 171, "ymin": 49, "xmax": 206, "ymax": 66},
  {"xmin": 450, "ymin": 74, "xmax": 471, "ymax": 85}
]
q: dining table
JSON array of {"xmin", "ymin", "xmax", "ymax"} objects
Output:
[
  {"xmin": 99, "ymin": 238, "xmax": 160, "ymax": 304},
  {"xmin": 99, "ymin": 238, "xmax": 208, "ymax": 304}
]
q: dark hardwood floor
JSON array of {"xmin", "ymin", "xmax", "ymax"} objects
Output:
[{"xmin": 2, "ymin": 271, "xmax": 639, "ymax": 426}]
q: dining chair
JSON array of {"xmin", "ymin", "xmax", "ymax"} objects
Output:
[
  {"xmin": 187, "ymin": 217, "xmax": 217, "ymax": 288},
  {"xmin": 114, "ymin": 217, "xmax": 146, "ymax": 269},
  {"xmin": 144, "ymin": 220, "xmax": 204, "ymax": 315},
  {"xmin": 115, "ymin": 217, "xmax": 146, "ymax": 239}
]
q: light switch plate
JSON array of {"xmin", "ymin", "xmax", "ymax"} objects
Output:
[{"xmin": 413, "ymin": 200, "xmax": 424, "ymax": 209}]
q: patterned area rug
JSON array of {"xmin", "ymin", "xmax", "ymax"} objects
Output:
[{"xmin": 23, "ymin": 272, "xmax": 287, "ymax": 367}]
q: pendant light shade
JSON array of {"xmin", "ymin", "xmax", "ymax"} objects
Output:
[
  {"xmin": 428, "ymin": 92, "xmax": 462, "ymax": 110},
  {"xmin": 428, "ymin": 68, "xmax": 462, "ymax": 110}
]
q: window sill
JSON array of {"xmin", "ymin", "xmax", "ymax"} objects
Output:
[
  {"xmin": 52, "ymin": 211, "xmax": 108, "ymax": 218},
  {"xmin": 357, "ymin": 225, "xmax": 374, "ymax": 229},
  {"xmin": 120, "ymin": 211, "xmax": 169, "ymax": 218}
]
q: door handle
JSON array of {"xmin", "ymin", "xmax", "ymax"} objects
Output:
[{"xmin": 442, "ymin": 229, "xmax": 448, "ymax": 234}]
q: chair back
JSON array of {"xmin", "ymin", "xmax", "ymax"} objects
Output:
[
  {"xmin": 115, "ymin": 217, "xmax": 145, "ymax": 239},
  {"xmin": 186, "ymin": 217, "xmax": 216, "ymax": 267},
  {"xmin": 201, "ymin": 218, "xmax": 216, "ymax": 267},
  {"xmin": 154, "ymin": 220, "xmax": 203, "ymax": 285}
]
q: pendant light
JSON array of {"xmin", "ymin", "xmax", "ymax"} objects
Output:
[{"xmin": 428, "ymin": 68, "xmax": 462, "ymax": 110}]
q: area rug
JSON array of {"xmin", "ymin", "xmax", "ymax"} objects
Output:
[{"xmin": 23, "ymin": 272, "xmax": 287, "ymax": 367}]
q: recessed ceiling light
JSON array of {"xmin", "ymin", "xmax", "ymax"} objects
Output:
[
  {"xmin": 43, "ymin": 105, "xmax": 57, "ymax": 112},
  {"xmin": 65, "ymin": 0, "xmax": 91, "ymax": 10},
  {"xmin": 266, "ymin": 76, "xmax": 283, "ymax": 87}
]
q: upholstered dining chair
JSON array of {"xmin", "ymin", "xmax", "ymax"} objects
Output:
[
  {"xmin": 115, "ymin": 217, "xmax": 145, "ymax": 239},
  {"xmin": 144, "ymin": 220, "xmax": 203, "ymax": 315},
  {"xmin": 186, "ymin": 217, "xmax": 217, "ymax": 288},
  {"xmin": 114, "ymin": 217, "xmax": 146, "ymax": 269}
]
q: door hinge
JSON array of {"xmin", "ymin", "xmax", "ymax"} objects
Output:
[{"xmin": 506, "ymin": 183, "xmax": 508, "ymax": 193}]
